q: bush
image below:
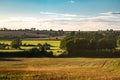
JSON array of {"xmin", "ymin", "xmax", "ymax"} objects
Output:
[
  {"xmin": 37, "ymin": 43, "xmax": 42, "ymax": 46},
  {"xmin": 43, "ymin": 43, "xmax": 51, "ymax": 47},
  {"xmin": 29, "ymin": 48, "xmax": 40, "ymax": 54},
  {"xmin": 42, "ymin": 43, "xmax": 51, "ymax": 50},
  {"xmin": 28, "ymin": 47, "xmax": 53, "ymax": 57},
  {"xmin": 0, "ymin": 43, "xmax": 8, "ymax": 49},
  {"xmin": 23, "ymin": 43, "xmax": 36, "ymax": 46}
]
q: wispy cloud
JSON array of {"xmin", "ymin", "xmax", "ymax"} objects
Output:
[
  {"xmin": 40, "ymin": 11, "xmax": 77, "ymax": 17},
  {"xmin": 100, "ymin": 12, "xmax": 120, "ymax": 15},
  {"xmin": 0, "ymin": 11, "xmax": 120, "ymax": 31},
  {"xmin": 40, "ymin": 12, "xmax": 56, "ymax": 15}
]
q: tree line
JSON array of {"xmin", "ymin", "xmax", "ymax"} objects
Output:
[
  {"xmin": 0, "ymin": 28, "xmax": 65, "ymax": 39},
  {"xmin": 60, "ymin": 30, "xmax": 120, "ymax": 57},
  {"xmin": 1, "ymin": 29, "xmax": 120, "ymax": 58}
]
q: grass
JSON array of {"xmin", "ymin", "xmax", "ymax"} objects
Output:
[
  {"xmin": 0, "ymin": 40, "xmax": 60, "ymax": 46},
  {"xmin": 0, "ymin": 40, "xmax": 62, "ymax": 55},
  {"xmin": 0, "ymin": 58, "xmax": 120, "ymax": 80},
  {"xmin": 0, "ymin": 50, "xmax": 24, "ymax": 52}
]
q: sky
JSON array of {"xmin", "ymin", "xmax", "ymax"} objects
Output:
[{"xmin": 0, "ymin": 0, "xmax": 120, "ymax": 31}]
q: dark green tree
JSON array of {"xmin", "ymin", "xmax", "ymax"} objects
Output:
[
  {"xmin": 97, "ymin": 38, "xmax": 116, "ymax": 49},
  {"xmin": 11, "ymin": 38, "xmax": 22, "ymax": 49},
  {"xmin": 88, "ymin": 39, "xmax": 97, "ymax": 50},
  {"xmin": 60, "ymin": 36, "xmax": 74, "ymax": 49},
  {"xmin": 117, "ymin": 36, "xmax": 120, "ymax": 47},
  {"xmin": 66, "ymin": 39, "xmax": 75, "ymax": 54},
  {"xmin": 74, "ymin": 38, "xmax": 89, "ymax": 50}
]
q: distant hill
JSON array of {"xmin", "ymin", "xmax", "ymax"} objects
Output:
[
  {"xmin": 0, "ymin": 30, "xmax": 65, "ymax": 40},
  {"xmin": 1, "ymin": 29, "xmax": 120, "ymax": 40}
]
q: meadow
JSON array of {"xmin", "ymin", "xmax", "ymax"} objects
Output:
[{"xmin": 0, "ymin": 40, "xmax": 61, "ymax": 55}]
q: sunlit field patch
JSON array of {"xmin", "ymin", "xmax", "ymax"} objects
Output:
[{"xmin": 0, "ymin": 40, "xmax": 61, "ymax": 55}]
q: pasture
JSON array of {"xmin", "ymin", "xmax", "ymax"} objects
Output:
[
  {"xmin": 0, "ymin": 58, "xmax": 120, "ymax": 80},
  {"xmin": 0, "ymin": 40, "xmax": 60, "ymax": 47},
  {"xmin": 0, "ymin": 40, "xmax": 61, "ymax": 55}
]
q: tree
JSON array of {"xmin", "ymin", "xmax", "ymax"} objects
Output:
[
  {"xmin": 66, "ymin": 39, "xmax": 75, "ymax": 54},
  {"xmin": 74, "ymin": 38, "xmax": 89, "ymax": 50},
  {"xmin": 37, "ymin": 43, "xmax": 42, "ymax": 47},
  {"xmin": 60, "ymin": 36, "xmax": 74, "ymax": 49},
  {"xmin": 88, "ymin": 39, "xmax": 97, "ymax": 50},
  {"xmin": 29, "ymin": 48, "xmax": 40, "ymax": 54},
  {"xmin": 117, "ymin": 36, "xmax": 120, "ymax": 47},
  {"xmin": 65, "ymin": 38, "xmax": 89, "ymax": 55},
  {"xmin": 69, "ymin": 31, "xmax": 75, "ymax": 36},
  {"xmin": 37, "ymin": 43, "xmax": 45, "ymax": 52},
  {"xmin": 97, "ymin": 38, "xmax": 116, "ymax": 49},
  {"xmin": 92, "ymin": 32, "xmax": 104, "ymax": 40},
  {"xmin": 97, "ymin": 38, "xmax": 107, "ymax": 49},
  {"xmin": 60, "ymin": 30, "xmax": 118, "ymax": 56},
  {"xmin": 11, "ymin": 38, "xmax": 22, "ymax": 49},
  {"xmin": 43, "ymin": 43, "xmax": 50, "ymax": 50},
  {"xmin": 105, "ymin": 38, "xmax": 116, "ymax": 49}
]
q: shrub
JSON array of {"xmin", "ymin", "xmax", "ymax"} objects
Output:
[
  {"xmin": 43, "ymin": 43, "xmax": 51, "ymax": 50},
  {"xmin": 0, "ymin": 43, "xmax": 8, "ymax": 49},
  {"xmin": 43, "ymin": 43, "xmax": 51, "ymax": 47}
]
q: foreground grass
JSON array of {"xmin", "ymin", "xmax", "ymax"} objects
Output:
[{"xmin": 0, "ymin": 58, "xmax": 120, "ymax": 80}]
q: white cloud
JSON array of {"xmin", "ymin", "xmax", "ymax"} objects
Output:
[
  {"xmin": 0, "ymin": 11, "xmax": 120, "ymax": 31},
  {"xmin": 40, "ymin": 11, "xmax": 77, "ymax": 17},
  {"xmin": 40, "ymin": 12, "xmax": 57, "ymax": 15}
]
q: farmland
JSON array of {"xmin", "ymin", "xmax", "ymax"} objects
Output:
[
  {"xmin": 0, "ymin": 40, "xmax": 61, "ymax": 55},
  {"xmin": 0, "ymin": 40, "xmax": 120, "ymax": 80},
  {"xmin": 1, "ymin": 0, "xmax": 120, "ymax": 79},
  {"xmin": 0, "ymin": 40, "xmax": 60, "ymax": 47},
  {"xmin": 0, "ymin": 58, "xmax": 120, "ymax": 80}
]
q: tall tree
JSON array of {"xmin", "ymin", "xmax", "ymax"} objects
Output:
[{"xmin": 11, "ymin": 38, "xmax": 22, "ymax": 49}]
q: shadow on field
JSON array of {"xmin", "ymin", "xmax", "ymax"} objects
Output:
[
  {"xmin": 0, "ymin": 58, "xmax": 22, "ymax": 61},
  {"xmin": 0, "ymin": 50, "xmax": 120, "ymax": 58},
  {"xmin": 58, "ymin": 50, "xmax": 120, "ymax": 58}
]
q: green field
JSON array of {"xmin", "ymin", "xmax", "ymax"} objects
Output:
[
  {"xmin": 0, "ymin": 40, "xmax": 60, "ymax": 45},
  {"xmin": 0, "ymin": 40, "xmax": 61, "ymax": 55},
  {"xmin": 0, "ymin": 58, "xmax": 120, "ymax": 80}
]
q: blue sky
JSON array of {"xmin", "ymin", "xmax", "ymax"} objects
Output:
[
  {"xmin": 0, "ymin": 0, "xmax": 120, "ymax": 16},
  {"xmin": 0, "ymin": 0, "xmax": 120, "ymax": 31}
]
